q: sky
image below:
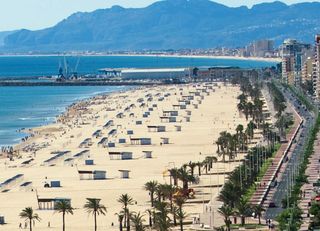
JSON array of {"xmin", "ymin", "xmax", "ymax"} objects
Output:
[{"xmin": 0, "ymin": 0, "xmax": 319, "ymax": 31}]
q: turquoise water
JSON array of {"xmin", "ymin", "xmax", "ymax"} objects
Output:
[
  {"xmin": 0, "ymin": 86, "xmax": 127, "ymax": 146},
  {"xmin": 0, "ymin": 55, "xmax": 276, "ymax": 78},
  {"xmin": 0, "ymin": 56, "xmax": 277, "ymax": 147}
]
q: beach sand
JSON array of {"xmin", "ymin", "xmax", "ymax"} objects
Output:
[{"xmin": 0, "ymin": 83, "xmax": 262, "ymax": 230}]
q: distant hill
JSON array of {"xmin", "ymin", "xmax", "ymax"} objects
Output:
[
  {"xmin": 0, "ymin": 30, "xmax": 16, "ymax": 46},
  {"xmin": 2, "ymin": 0, "xmax": 320, "ymax": 52}
]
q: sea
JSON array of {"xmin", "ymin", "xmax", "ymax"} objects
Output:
[{"xmin": 0, "ymin": 55, "xmax": 277, "ymax": 147}]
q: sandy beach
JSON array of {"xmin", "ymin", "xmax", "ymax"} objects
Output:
[{"xmin": 0, "ymin": 82, "xmax": 267, "ymax": 230}]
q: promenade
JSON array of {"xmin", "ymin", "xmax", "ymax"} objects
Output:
[
  {"xmin": 249, "ymin": 106, "xmax": 303, "ymax": 207},
  {"xmin": 299, "ymin": 133, "xmax": 320, "ymax": 230}
]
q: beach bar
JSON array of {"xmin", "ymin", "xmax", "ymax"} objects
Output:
[
  {"xmin": 109, "ymin": 151, "xmax": 133, "ymax": 160},
  {"xmin": 0, "ymin": 215, "xmax": 4, "ymax": 225},
  {"xmin": 147, "ymin": 125, "xmax": 166, "ymax": 132},
  {"xmin": 119, "ymin": 170, "xmax": 130, "ymax": 179},
  {"xmin": 130, "ymin": 138, "xmax": 152, "ymax": 145},
  {"xmin": 37, "ymin": 197, "xmax": 71, "ymax": 210},
  {"xmin": 78, "ymin": 170, "xmax": 107, "ymax": 180},
  {"xmin": 163, "ymin": 110, "xmax": 178, "ymax": 117},
  {"xmin": 143, "ymin": 151, "xmax": 153, "ymax": 159},
  {"xmin": 161, "ymin": 137, "xmax": 170, "ymax": 145},
  {"xmin": 160, "ymin": 116, "xmax": 176, "ymax": 123}
]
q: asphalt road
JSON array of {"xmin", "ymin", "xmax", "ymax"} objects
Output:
[{"xmin": 265, "ymin": 85, "xmax": 315, "ymax": 219}]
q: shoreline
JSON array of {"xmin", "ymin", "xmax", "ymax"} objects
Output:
[
  {"xmin": 0, "ymin": 82, "xmax": 267, "ymax": 230},
  {"xmin": 0, "ymin": 85, "xmax": 136, "ymax": 150},
  {"xmin": 0, "ymin": 83, "xmax": 249, "ymax": 231},
  {"xmin": 0, "ymin": 53, "xmax": 281, "ymax": 63}
]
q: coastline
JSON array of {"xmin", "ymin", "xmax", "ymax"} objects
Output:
[
  {"xmin": 0, "ymin": 82, "xmax": 255, "ymax": 230},
  {"xmin": 0, "ymin": 53, "xmax": 281, "ymax": 63},
  {"xmin": 0, "ymin": 85, "xmax": 134, "ymax": 150}
]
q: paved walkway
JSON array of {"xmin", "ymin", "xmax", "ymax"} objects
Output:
[
  {"xmin": 250, "ymin": 104, "xmax": 303, "ymax": 206},
  {"xmin": 299, "ymin": 134, "xmax": 320, "ymax": 230}
]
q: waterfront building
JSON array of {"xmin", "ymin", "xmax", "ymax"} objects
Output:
[
  {"xmin": 193, "ymin": 67, "xmax": 258, "ymax": 81},
  {"xmin": 281, "ymin": 39, "xmax": 312, "ymax": 85},
  {"xmin": 99, "ymin": 68, "xmax": 190, "ymax": 80}
]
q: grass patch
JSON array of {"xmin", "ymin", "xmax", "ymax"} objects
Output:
[{"xmin": 244, "ymin": 143, "xmax": 280, "ymax": 201}]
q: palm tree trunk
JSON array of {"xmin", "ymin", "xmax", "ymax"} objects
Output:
[
  {"xmin": 151, "ymin": 193, "xmax": 154, "ymax": 207},
  {"xmin": 94, "ymin": 212, "xmax": 97, "ymax": 231},
  {"xmin": 127, "ymin": 214, "xmax": 130, "ymax": 231},
  {"xmin": 120, "ymin": 220, "xmax": 123, "ymax": 231},
  {"xmin": 174, "ymin": 177, "xmax": 178, "ymax": 186},
  {"xmin": 124, "ymin": 207, "xmax": 127, "ymax": 228},
  {"xmin": 63, "ymin": 212, "xmax": 66, "ymax": 231},
  {"xmin": 180, "ymin": 219, "xmax": 183, "ymax": 231},
  {"xmin": 29, "ymin": 219, "xmax": 32, "ymax": 231},
  {"xmin": 241, "ymin": 216, "xmax": 245, "ymax": 226},
  {"xmin": 183, "ymin": 181, "xmax": 188, "ymax": 190},
  {"xmin": 198, "ymin": 166, "xmax": 201, "ymax": 176}
]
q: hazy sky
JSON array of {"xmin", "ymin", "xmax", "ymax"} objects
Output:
[{"xmin": 0, "ymin": 0, "xmax": 319, "ymax": 31}]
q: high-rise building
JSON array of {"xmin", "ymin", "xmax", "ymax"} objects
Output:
[
  {"xmin": 302, "ymin": 57, "xmax": 314, "ymax": 83},
  {"xmin": 253, "ymin": 40, "xmax": 274, "ymax": 57},
  {"xmin": 281, "ymin": 39, "xmax": 311, "ymax": 85},
  {"xmin": 245, "ymin": 40, "xmax": 274, "ymax": 57},
  {"xmin": 313, "ymin": 35, "xmax": 320, "ymax": 102}
]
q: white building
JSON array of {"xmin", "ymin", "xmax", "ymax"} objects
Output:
[{"xmin": 100, "ymin": 68, "xmax": 190, "ymax": 79}]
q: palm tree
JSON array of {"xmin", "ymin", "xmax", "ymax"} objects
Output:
[
  {"xmin": 176, "ymin": 208, "xmax": 187, "ymax": 231},
  {"xmin": 161, "ymin": 184, "xmax": 177, "ymax": 211},
  {"xmin": 130, "ymin": 212, "xmax": 146, "ymax": 231},
  {"xmin": 84, "ymin": 198, "xmax": 107, "ymax": 231},
  {"xmin": 174, "ymin": 196, "xmax": 186, "ymax": 230},
  {"xmin": 118, "ymin": 194, "xmax": 134, "ymax": 229},
  {"xmin": 195, "ymin": 162, "xmax": 203, "ymax": 176},
  {"xmin": 19, "ymin": 207, "xmax": 41, "ymax": 231},
  {"xmin": 172, "ymin": 206, "xmax": 178, "ymax": 226},
  {"xmin": 168, "ymin": 168, "xmax": 179, "ymax": 186},
  {"xmin": 205, "ymin": 156, "xmax": 218, "ymax": 171},
  {"xmin": 188, "ymin": 162, "xmax": 197, "ymax": 177},
  {"xmin": 145, "ymin": 209, "xmax": 153, "ymax": 227},
  {"xmin": 217, "ymin": 204, "xmax": 233, "ymax": 231},
  {"xmin": 235, "ymin": 197, "xmax": 252, "ymax": 226},
  {"xmin": 115, "ymin": 212, "xmax": 125, "ymax": 231},
  {"xmin": 174, "ymin": 196, "xmax": 186, "ymax": 213},
  {"xmin": 154, "ymin": 201, "xmax": 171, "ymax": 231},
  {"xmin": 253, "ymin": 205, "xmax": 265, "ymax": 225},
  {"xmin": 177, "ymin": 167, "xmax": 195, "ymax": 190},
  {"xmin": 144, "ymin": 181, "xmax": 158, "ymax": 207},
  {"xmin": 155, "ymin": 184, "xmax": 165, "ymax": 203},
  {"xmin": 55, "ymin": 199, "xmax": 74, "ymax": 231}
]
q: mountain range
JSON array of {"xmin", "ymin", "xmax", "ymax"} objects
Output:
[{"xmin": 1, "ymin": 0, "xmax": 320, "ymax": 52}]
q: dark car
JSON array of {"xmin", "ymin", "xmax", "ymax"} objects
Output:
[{"xmin": 268, "ymin": 202, "xmax": 277, "ymax": 208}]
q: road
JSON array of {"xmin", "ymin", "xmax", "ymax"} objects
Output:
[{"xmin": 265, "ymin": 84, "xmax": 315, "ymax": 219}]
